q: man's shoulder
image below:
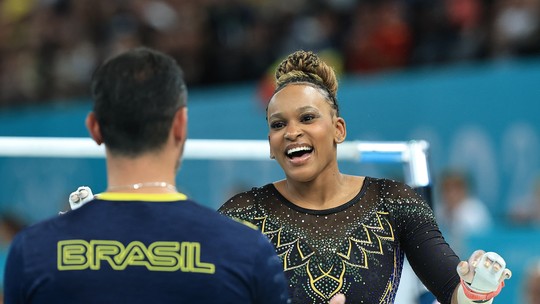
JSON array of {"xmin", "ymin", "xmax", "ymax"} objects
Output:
[{"xmin": 8, "ymin": 216, "xmax": 59, "ymax": 250}]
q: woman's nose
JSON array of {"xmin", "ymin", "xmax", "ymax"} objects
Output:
[{"xmin": 284, "ymin": 124, "xmax": 302, "ymax": 140}]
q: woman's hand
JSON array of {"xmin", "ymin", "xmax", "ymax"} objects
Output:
[
  {"xmin": 329, "ymin": 293, "xmax": 345, "ymax": 304},
  {"xmin": 455, "ymin": 250, "xmax": 512, "ymax": 303}
]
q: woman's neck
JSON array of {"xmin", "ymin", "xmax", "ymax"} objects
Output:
[{"xmin": 276, "ymin": 174, "xmax": 364, "ymax": 210}]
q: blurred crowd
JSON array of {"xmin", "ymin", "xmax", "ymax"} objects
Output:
[{"xmin": 1, "ymin": 0, "xmax": 540, "ymax": 106}]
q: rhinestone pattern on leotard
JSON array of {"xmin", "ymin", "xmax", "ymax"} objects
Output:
[{"xmin": 219, "ymin": 177, "xmax": 459, "ymax": 304}]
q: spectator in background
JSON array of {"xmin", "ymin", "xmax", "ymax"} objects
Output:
[
  {"xmin": 444, "ymin": 0, "xmax": 488, "ymax": 62},
  {"xmin": 524, "ymin": 258, "xmax": 540, "ymax": 304},
  {"xmin": 435, "ymin": 169, "xmax": 493, "ymax": 256},
  {"xmin": 2, "ymin": 0, "xmax": 540, "ymax": 107},
  {"xmin": 508, "ymin": 175, "xmax": 540, "ymax": 226},
  {"xmin": 491, "ymin": 0, "xmax": 540, "ymax": 58},
  {"xmin": 344, "ymin": 0, "xmax": 412, "ymax": 73}
]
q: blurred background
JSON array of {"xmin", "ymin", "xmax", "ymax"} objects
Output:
[{"xmin": 1, "ymin": 0, "xmax": 540, "ymax": 302}]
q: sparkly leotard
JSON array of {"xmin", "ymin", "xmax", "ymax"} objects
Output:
[{"xmin": 218, "ymin": 177, "xmax": 461, "ymax": 304}]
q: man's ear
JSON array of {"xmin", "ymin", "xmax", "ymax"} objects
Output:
[
  {"xmin": 334, "ymin": 117, "xmax": 346, "ymax": 144},
  {"xmin": 86, "ymin": 112, "xmax": 103, "ymax": 145},
  {"xmin": 172, "ymin": 107, "xmax": 188, "ymax": 143}
]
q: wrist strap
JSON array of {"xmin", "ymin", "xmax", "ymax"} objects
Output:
[{"xmin": 460, "ymin": 278, "xmax": 504, "ymax": 301}]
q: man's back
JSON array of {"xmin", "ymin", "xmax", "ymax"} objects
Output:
[{"xmin": 4, "ymin": 193, "xmax": 288, "ymax": 304}]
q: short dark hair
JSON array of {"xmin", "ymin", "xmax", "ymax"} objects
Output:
[{"xmin": 91, "ymin": 47, "xmax": 187, "ymax": 156}]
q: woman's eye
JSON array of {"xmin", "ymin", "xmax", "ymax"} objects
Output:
[
  {"xmin": 301, "ymin": 114, "xmax": 316, "ymax": 122},
  {"xmin": 270, "ymin": 121, "xmax": 285, "ymax": 129}
]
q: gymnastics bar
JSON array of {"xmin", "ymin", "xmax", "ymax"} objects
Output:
[{"xmin": 0, "ymin": 136, "xmax": 430, "ymax": 187}]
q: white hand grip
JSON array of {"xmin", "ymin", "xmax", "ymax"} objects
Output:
[{"xmin": 68, "ymin": 186, "xmax": 94, "ymax": 210}]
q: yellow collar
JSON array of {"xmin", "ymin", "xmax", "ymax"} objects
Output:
[{"xmin": 96, "ymin": 192, "xmax": 187, "ymax": 202}]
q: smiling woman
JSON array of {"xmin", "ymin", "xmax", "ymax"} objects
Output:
[
  {"xmin": 267, "ymin": 84, "xmax": 347, "ymax": 190},
  {"xmin": 218, "ymin": 50, "xmax": 512, "ymax": 304}
]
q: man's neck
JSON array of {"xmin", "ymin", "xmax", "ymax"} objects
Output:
[{"xmin": 105, "ymin": 152, "xmax": 177, "ymax": 193}]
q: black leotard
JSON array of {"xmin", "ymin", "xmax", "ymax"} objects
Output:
[{"xmin": 219, "ymin": 177, "xmax": 461, "ymax": 304}]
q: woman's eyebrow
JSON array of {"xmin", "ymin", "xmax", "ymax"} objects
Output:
[
  {"xmin": 268, "ymin": 106, "xmax": 319, "ymax": 120},
  {"xmin": 297, "ymin": 106, "xmax": 318, "ymax": 112},
  {"xmin": 268, "ymin": 112, "xmax": 284, "ymax": 120}
]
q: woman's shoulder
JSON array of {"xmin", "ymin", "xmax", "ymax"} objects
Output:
[
  {"xmin": 218, "ymin": 183, "xmax": 274, "ymax": 212},
  {"xmin": 363, "ymin": 176, "xmax": 421, "ymax": 199},
  {"xmin": 364, "ymin": 176, "xmax": 410, "ymax": 188},
  {"xmin": 226, "ymin": 183, "xmax": 274, "ymax": 201}
]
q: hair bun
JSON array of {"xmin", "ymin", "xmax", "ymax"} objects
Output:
[
  {"xmin": 275, "ymin": 50, "xmax": 320, "ymax": 80},
  {"xmin": 274, "ymin": 50, "xmax": 338, "ymax": 99}
]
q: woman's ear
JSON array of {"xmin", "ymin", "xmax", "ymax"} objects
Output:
[
  {"xmin": 334, "ymin": 117, "xmax": 346, "ymax": 144},
  {"xmin": 86, "ymin": 112, "xmax": 103, "ymax": 145},
  {"xmin": 268, "ymin": 135, "xmax": 275, "ymax": 159}
]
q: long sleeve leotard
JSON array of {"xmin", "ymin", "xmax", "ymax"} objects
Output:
[{"xmin": 218, "ymin": 177, "xmax": 461, "ymax": 304}]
